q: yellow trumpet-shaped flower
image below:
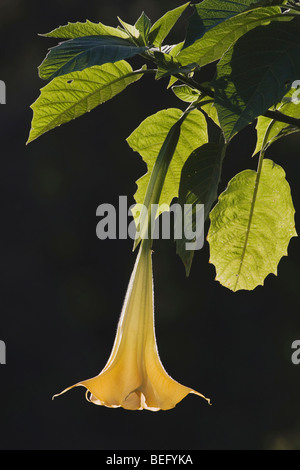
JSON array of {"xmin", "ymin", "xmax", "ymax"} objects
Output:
[{"xmin": 54, "ymin": 241, "xmax": 210, "ymax": 411}]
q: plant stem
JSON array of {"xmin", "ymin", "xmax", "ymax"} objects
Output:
[
  {"xmin": 263, "ymin": 109, "xmax": 300, "ymax": 128},
  {"xmin": 177, "ymin": 79, "xmax": 300, "ymax": 130},
  {"xmin": 175, "ymin": 74, "xmax": 215, "ymax": 98},
  {"xmin": 141, "ymin": 53, "xmax": 300, "ymax": 131},
  {"xmin": 219, "ymin": 133, "xmax": 229, "ymax": 163}
]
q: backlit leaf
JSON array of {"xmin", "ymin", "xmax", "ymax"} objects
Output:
[
  {"xmin": 127, "ymin": 108, "xmax": 208, "ymax": 222},
  {"xmin": 42, "ymin": 20, "xmax": 129, "ymax": 40},
  {"xmin": 135, "ymin": 12, "xmax": 152, "ymax": 45},
  {"xmin": 28, "ymin": 61, "xmax": 145, "ymax": 143},
  {"xmin": 149, "ymin": 2, "xmax": 190, "ymax": 48},
  {"xmin": 172, "ymin": 84, "xmax": 201, "ymax": 103},
  {"xmin": 253, "ymin": 88, "xmax": 300, "ymax": 155},
  {"xmin": 184, "ymin": 0, "xmax": 266, "ymax": 47},
  {"xmin": 39, "ymin": 36, "xmax": 148, "ymax": 80},
  {"xmin": 208, "ymin": 159, "xmax": 297, "ymax": 291},
  {"xmin": 177, "ymin": 7, "xmax": 289, "ymax": 67},
  {"xmin": 213, "ymin": 22, "xmax": 300, "ymax": 141},
  {"xmin": 153, "ymin": 51, "xmax": 199, "ymax": 80}
]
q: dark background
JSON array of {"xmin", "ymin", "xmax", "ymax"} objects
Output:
[{"xmin": 0, "ymin": 0, "xmax": 300, "ymax": 451}]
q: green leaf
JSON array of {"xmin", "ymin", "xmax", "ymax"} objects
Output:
[
  {"xmin": 171, "ymin": 85, "xmax": 220, "ymax": 125},
  {"xmin": 253, "ymin": 88, "xmax": 300, "ymax": 155},
  {"xmin": 254, "ymin": 119, "xmax": 300, "ymax": 157},
  {"xmin": 161, "ymin": 43, "xmax": 185, "ymax": 87},
  {"xmin": 177, "ymin": 7, "xmax": 289, "ymax": 67},
  {"xmin": 200, "ymin": 100, "xmax": 220, "ymax": 127},
  {"xmin": 117, "ymin": 18, "xmax": 140, "ymax": 42},
  {"xmin": 126, "ymin": 108, "xmax": 208, "ymax": 223},
  {"xmin": 208, "ymin": 159, "xmax": 297, "ymax": 292},
  {"xmin": 167, "ymin": 42, "xmax": 185, "ymax": 57},
  {"xmin": 135, "ymin": 12, "xmax": 152, "ymax": 45},
  {"xmin": 42, "ymin": 20, "xmax": 129, "ymax": 39},
  {"xmin": 39, "ymin": 36, "xmax": 148, "ymax": 80},
  {"xmin": 183, "ymin": 0, "xmax": 279, "ymax": 47},
  {"xmin": 213, "ymin": 22, "xmax": 300, "ymax": 142},
  {"xmin": 149, "ymin": 2, "xmax": 190, "ymax": 48},
  {"xmin": 153, "ymin": 51, "xmax": 199, "ymax": 80},
  {"xmin": 27, "ymin": 61, "xmax": 145, "ymax": 143},
  {"xmin": 172, "ymin": 84, "xmax": 201, "ymax": 103},
  {"xmin": 167, "ymin": 75, "xmax": 179, "ymax": 89},
  {"xmin": 176, "ymin": 143, "xmax": 224, "ymax": 276},
  {"xmin": 133, "ymin": 111, "xmax": 190, "ymax": 248}
]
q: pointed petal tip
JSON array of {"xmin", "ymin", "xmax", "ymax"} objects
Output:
[
  {"xmin": 190, "ymin": 389, "xmax": 212, "ymax": 406},
  {"xmin": 52, "ymin": 383, "xmax": 81, "ymax": 401},
  {"xmin": 52, "ymin": 389, "xmax": 68, "ymax": 401}
]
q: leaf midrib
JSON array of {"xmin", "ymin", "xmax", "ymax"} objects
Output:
[
  {"xmin": 233, "ymin": 161, "xmax": 266, "ymax": 291},
  {"xmin": 41, "ymin": 38, "xmax": 144, "ymax": 79},
  {"xmin": 30, "ymin": 67, "xmax": 143, "ymax": 140}
]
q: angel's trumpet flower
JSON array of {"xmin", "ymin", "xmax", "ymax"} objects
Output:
[{"xmin": 53, "ymin": 240, "xmax": 210, "ymax": 411}]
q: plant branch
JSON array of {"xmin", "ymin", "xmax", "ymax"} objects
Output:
[
  {"xmin": 175, "ymin": 74, "xmax": 215, "ymax": 98},
  {"xmin": 141, "ymin": 50, "xmax": 300, "ymax": 131},
  {"xmin": 263, "ymin": 109, "xmax": 300, "ymax": 128},
  {"xmin": 176, "ymin": 79, "xmax": 300, "ymax": 130}
]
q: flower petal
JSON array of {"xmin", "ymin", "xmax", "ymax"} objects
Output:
[{"xmin": 53, "ymin": 241, "xmax": 211, "ymax": 411}]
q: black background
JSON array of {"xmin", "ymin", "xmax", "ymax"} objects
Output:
[{"xmin": 0, "ymin": 0, "xmax": 300, "ymax": 451}]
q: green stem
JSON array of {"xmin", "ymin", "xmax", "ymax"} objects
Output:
[
  {"xmin": 263, "ymin": 109, "xmax": 300, "ymax": 128},
  {"xmin": 219, "ymin": 133, "xmax": 229, "ymax": 163},
  {"xmin": 141, "ymin": 41, "xmax": 300, "ymax": 131},
  {"xmin": 172, "ymin": 79, "xmax": 300, "ymax": 130},
  {"xmin": 176, "ymin": 74, "xmax": 215, "ymax": 98}
]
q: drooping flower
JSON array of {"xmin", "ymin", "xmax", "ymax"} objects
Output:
[{"xmin": 54, "ymin": 240, "xmax": 210, "ymax": 411}]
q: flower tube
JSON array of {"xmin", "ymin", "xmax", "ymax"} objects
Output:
[{"xmin": 54, "ymin": 240, "xmax": 210, "ymax": 411}]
